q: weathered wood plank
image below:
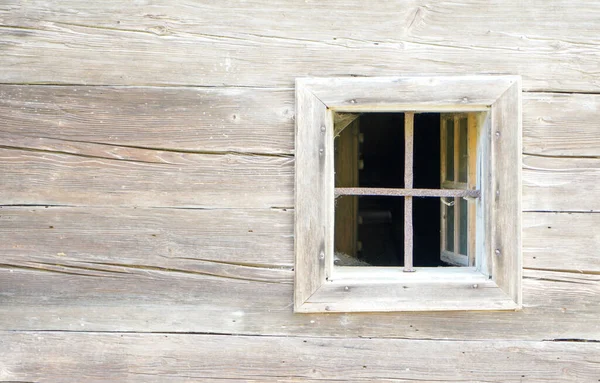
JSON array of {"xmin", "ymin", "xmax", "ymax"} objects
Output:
[
  {"xmin": 294, "ymin": 83, "xmax": 331, "ymax": 308},
  {"xmin": 523, "ymin": 155, "xmax": 600, "ymax": 212},
  {"xmin": 1, "ymin": 145, "xmax": 597, "ymax": 211},
  {"xmin": 0, "ymin": 85, "xmax": 294, "ymax": 155},
  {"xmin": 1, "ymin": 208, "xmax": 595, "ymax": 275},
  {"xmin": 490, "ymin": 80, "xmax": 522, "ymax": 306},
  {"xmin": 0, "ymin": 206, "xmax": 293, "ymax": 268},
  {"xmin": 0, "ymin": 147, "xmax": 293, "ymax": 208},
  {"xmin": 0, "ymin": 266, "xmax": 598, "ymax": 340},
  {"xmin": 523, "ymin": 93, "xmax": 600, "ymax": 157},
  {"xmin": 1, "ymin": 332, "xmax": 598, "ymax": 382},
  {"xmin": 2, "ymin": 86, "xmax": 598, "ymax": 158},
  {"xmin": 524, "ymin": 212, "xmax": 600, "ymax": 273},
  {"xmin": 1, "ymin": 1, "xmax": 600, "ymax": 91}
]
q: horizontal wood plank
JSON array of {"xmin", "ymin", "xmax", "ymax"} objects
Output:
[
  {"xmin": 1, "ymin": 332, "xmax": 598, "ymax": 382},
  {"xmin": 0, "ymin": 264, "xmax": 598, "ymax": 340},
  {"xmin": 1, "ymin": 208, "xmax": 596, "ymax": 273},
  {"xmin": 2, "ymin": 145, "xmax": 597, "ymax": 211},
  {"xmin": 1, "ymin": 1, "xmax": 600, "ymax": 91},
  {"xmin": 0, "ymin": 206, "xmax": 293, "ymax": 268},
  {"xmin": 0, "ymin": 147, "xmax": 293, "ymax": 208},
  {"xmin": 523, "ymin": 155, "xmax": 600, "ymax": 212},
  {"xmin": 2, "ymin": 86, "xmax": 598, "ymax": 158},
  {"xmin": 523, "ymin": 93, "xmax": 600, "ymax": 157},
  {"xmin": 0, "ymin": 85, "xmax": 295, "ymax": 155},
  {"xmin": 524, "ymin": 212, "xmax": 600, "ymax": 273}
]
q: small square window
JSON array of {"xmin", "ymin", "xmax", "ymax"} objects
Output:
[{"xmin": 295, "ymin": 76, "xmax": 522, "ymax": 312}]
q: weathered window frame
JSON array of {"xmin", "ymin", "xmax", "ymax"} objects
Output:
[{"xmin": 295, "ymin": 76, "xmax": 522, "ymax": 313}]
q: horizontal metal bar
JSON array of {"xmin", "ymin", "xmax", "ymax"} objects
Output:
[{"xmin": 335, "ymin": 187, "xmax": 480, "ymax": 198}]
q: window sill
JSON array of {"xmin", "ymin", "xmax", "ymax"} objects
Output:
[{"xmin": 297, "ymin": 267, "xmax": 520, "ymax": 313}]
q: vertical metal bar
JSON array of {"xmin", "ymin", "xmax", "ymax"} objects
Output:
[
  {"xmin": 404, "ymin": 112, "xmax": 415, "ymax": 272},
  {"xmin": 453, "ymin": 115, "xmax": 460, "ymax": 255},
  {"xmin": 440, "ymin": 116, "xmax": 447, "ymax": 254}
]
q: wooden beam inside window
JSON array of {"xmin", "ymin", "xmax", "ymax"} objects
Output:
[{"xmin": 404, "ymin": 112, "xmax": 414, "ymax": 272}]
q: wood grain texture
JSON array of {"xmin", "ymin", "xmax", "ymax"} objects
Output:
[
  {"xmin": 523, "ymin": 93, "xmax": 600, "ymax": 157},
  {"xmin": 294, "ymin": 84, "xmax": 331, "ymax": 308},
  {"xmin": 1, "ymin": 332, "xmax": 599, "ymax": 382},
  {"xmin": 302, "ymin": 76, "xmax": 514, "ymax": 111},
  {"xmin": 2, "ymin": 86, "xmax": 598, "ymax": 158},
  {"xmin": 1, "ymin": 207, "xmax": 596, "ymax": 274},
  {"xmin": 490, "ymin": 80, "xmax": 522, "ymax": 306},
  {"xmin": 302, "ymin": 269, "xmax": 519, "ymax": 313},
  {"xmin": 1, "ymin": 140, "xmax": 598, "ymax": 213},
  {"xmin": 523, "ymin": 155, "xmax": 600, "ymax": 212},
  {"xmin": 0, "ymin": 146, "xmax": 293, "ymax": 208},
  {"xmin": 0, "ymin": 85, "xmax": 295, "ymax": 155},
  {"xmin": 0, "ymin": 263, "xmax": 598, "ymax": 340},
  {"xmin": 0, "ymin": 206, "xmax": 293, "ymax": 268},
  {"xmin": 524, "ymin": 212, "xmax": 600, "ymax": 273},
  {"xmin": 2, "ymin": 1, "xmax": 600, "ymax": 91}
]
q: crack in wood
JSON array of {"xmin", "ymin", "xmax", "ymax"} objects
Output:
[
  {"xmin": 523, "ymin": 152, "xmax": 600, "ymax": 160},
  {"xmin": 0, "ymin": 144, "xmax": 165, "ymax": 165},
  {"xmin": 4, "ymin": 133, "xmax": 294, "ymax": 159},
  {"xmin": 80, "ymin": 261, "xmax": 293, "ymax": 284},
  {"xmin": 156, "ymin": 256, "xmax": 293, "ymax": 270},
  {"xmin": 0, "ymin": 263, "xmax": 105, "ymax": 278},
  {"xmin": 545, "ymin": 338, "xmax": 600, "ymax": 343},
  {"xmin": 524, "ymin": 267, "xmax": 600, "ymax": 276}
]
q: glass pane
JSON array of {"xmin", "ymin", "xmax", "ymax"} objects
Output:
[
  {"xmin": 459, "ymin": 198, "xmax": 468, "ymax": 255},
  {"xmin": 445, "ymin": 119, "xmax": 454, "ymax": 181},
  {"xmin": 445, "ymin": 200, "xmax": 454, "ymax": 252},
  {"xmin": 458, "ymin": 117, "xmax": 468, "ymax": 182}
]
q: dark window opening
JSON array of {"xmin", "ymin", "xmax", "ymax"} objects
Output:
[{"xmin": 334, "ymin": 113, "xmax": 446, "ymax": 267}]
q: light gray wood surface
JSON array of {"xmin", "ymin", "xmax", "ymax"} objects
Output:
[
  {"xmin": 294, "ymin": 84, "xmax": 332, "ymax": 309},
  {"xmin": 1, "ymin": 260, "xmax": 598, "ymax": 339},
  {"xmin": 5, "ymin": 138, "xmax": 598, "ymax": 211},
  {"xmin": 523, "ymin": 155, "xmax": 600, "ymax": 212},
  {"xmin": 0, "ymin": 206, "xmax": 293, "ymax": 268},
  {"xmin": 523, "ymin": 93, "xmax": 600, "ymax": 157},
  {"xmin": 523, "ymin": 212, "xmax": 600, "ymax": 273},
  {"xmin": 0, "ymin": 85, "xmax": 295, "ymax": 155},
  {"xmin": 1, "ymin": 208, "xmax": 595, "ymax": 272},
  {"xmin": 490, "ymin": 80, "xmax": 522, "ymax": 306},
  {"xmin": 0, "ymin": 145, "xmax": 293, "ymax": 208},
  {"xmin": 300, "ymin": 76, "xmax": 514, "ymax": 111},
  {"xmin": 2, "ymin": 1, "xmax": 600, "ymax": 92},
  {"xmin": 2, "ymin": 86, "xmax": 599, "ymax": 158},
  {"xmin": 2, "ymin": 0, "xmax": 600, "ymax": 379},
  {"xmin": 1, "ymin": 332, "xmax": 598, "ymax": 382}
]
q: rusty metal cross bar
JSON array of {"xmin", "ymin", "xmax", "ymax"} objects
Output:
[{"xmin": 334, "ymin": 188, "xmax": 480, "ymax": 198}]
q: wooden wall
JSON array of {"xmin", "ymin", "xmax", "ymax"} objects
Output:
[{"xmin": 1, "ymin": 1, "xmax": 599, "ymax": 381}]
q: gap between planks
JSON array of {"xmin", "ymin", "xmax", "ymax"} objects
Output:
[
  {"xmin": 0, "ymin": 330, "xmax": 598, "ymax": 344},
  {"xmin": 0, "ymin": 82, "xmax": 598, "ymax": 96}
]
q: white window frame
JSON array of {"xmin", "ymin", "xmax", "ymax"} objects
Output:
[{"xmin": 295, "ymin": 76, "xmax": 522, "ymax": 313}]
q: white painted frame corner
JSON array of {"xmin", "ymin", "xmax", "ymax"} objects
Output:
[{"xmin": 295, "ymin": 75, "xmax": 522, "ymax": 313}]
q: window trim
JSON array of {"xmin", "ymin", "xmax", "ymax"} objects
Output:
[{"xmin": 295, "ymin": 76, "xmax": 522, "ymax": 313}]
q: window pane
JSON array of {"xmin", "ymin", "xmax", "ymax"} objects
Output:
[
  {"xmin": 445, "ymin": 200, "xmax": 454, "ymax": 252},
  {"xmin": 459, "ymin": 198, "xmax": 468, "ymax": 255},
  {"xmin": 459, "ymin": 117, "xmax": 468, "ymax": 182},
  {"xmin": 445, "ymin": 119, "xmax": 454, "ymax": 181}
]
